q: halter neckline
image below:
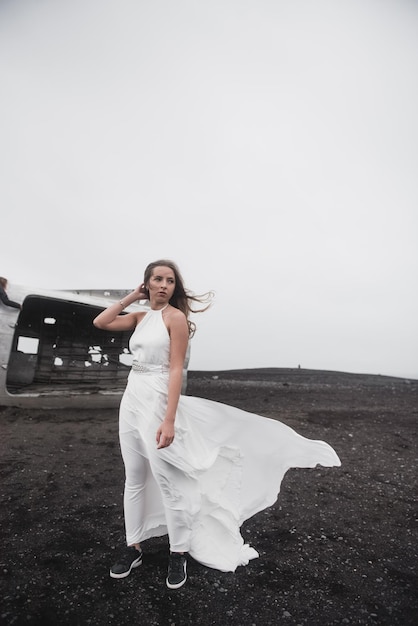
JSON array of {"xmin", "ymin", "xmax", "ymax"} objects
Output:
[{"xmin": 150, "ymin": 303, "xmax": 169, "ymax": 312}]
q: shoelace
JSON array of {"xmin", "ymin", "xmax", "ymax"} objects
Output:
[{"xmin": 169, "ymin": 555, "xmax": 184, "ymax": 574}]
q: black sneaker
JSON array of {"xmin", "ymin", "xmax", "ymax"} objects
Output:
[
  {"xmin": 110, "ymin": 546, "xmax": 143, "ymax": 579},
  {"xmin": 166, "ymin": 552, "xmax": 187, "ymax": 589}
]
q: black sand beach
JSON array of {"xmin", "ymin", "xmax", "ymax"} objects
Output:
[{"xmin": 1, "ymin": 368, "xmax": 417, "ymax": 625}]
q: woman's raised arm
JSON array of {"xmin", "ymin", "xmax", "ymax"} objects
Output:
[{"xmin": 93, "ymin": 285, "xmax": 147, "ymax": 332}]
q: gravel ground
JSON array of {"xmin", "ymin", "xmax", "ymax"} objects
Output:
[{"xmin": 0, "ymin": 368, "xmax": 417, "ymax": 626}]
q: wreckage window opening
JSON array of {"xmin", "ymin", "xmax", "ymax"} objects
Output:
[{"xmin": 17, "ymin": 336, "xmax": 40, "ymax": 354}]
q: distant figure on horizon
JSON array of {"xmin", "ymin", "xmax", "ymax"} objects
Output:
[
  {"xmin": 0, "ymin": 277, "xmax": 21, "ymax": 310},
  {"xmin": 93, "ymin": 259, "xmax": 341, "ymax": 590}
]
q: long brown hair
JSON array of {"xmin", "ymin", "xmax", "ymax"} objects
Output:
[{"xmin": 143, "ymin": 260, "xmax": 213, "ymax": 337}]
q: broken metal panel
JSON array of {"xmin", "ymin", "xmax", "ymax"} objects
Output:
[
  {"xmin": 6, "ymin": 295, "xmax": 133, "ymax": 394},
  {"xmin": 0, "ymin": 286, "xmax": 142, "ymax": 408},
  {"xmin": 0, "ymin": 285, "xmax": 190, "ymax": 409}
]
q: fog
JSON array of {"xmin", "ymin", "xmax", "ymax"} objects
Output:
[{"xmin": 1, "ymin": 0, "xmax": 417, "ymax": 378}]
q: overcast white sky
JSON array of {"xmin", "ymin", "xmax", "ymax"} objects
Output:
[{"xmin": 1, "ymin": 0, "xmax": 417, "ymax": 378}]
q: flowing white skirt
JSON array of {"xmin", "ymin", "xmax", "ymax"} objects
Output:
[{"xmin": 119, "ymin": 370, "xmax": 341, "ymax": 572}]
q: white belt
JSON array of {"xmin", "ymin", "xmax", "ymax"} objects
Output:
[{"xmin": 131, "ymin": 361, "xmax": 168, "ymax": 374}]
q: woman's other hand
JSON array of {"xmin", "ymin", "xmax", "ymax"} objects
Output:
[{"xmin": 156, "ymin": 420, "xmax": 175, "ymax": 449}]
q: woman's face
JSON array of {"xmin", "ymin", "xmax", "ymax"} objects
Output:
[{"xmin": 147, "ymin": 266, "xmax": 176, "ymax": 305}]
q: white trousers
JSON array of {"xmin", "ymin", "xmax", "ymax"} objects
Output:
[{"xmin": 119, "ymin": 412, "xmax": 198, "ymax": 553}]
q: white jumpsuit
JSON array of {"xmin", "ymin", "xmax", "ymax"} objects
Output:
[{"xmin": 118, "ymin": 306, "xmax": 341, "ymax": 573}]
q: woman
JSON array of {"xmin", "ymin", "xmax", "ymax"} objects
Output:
[{"xmin": 93, "ymin": 260, "xmax": 340, "ymax": 590}]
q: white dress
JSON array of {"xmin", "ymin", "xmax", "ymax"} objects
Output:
[{"xmin": 119, "ymin": 307, "xmax": 341, "ymax": 573}]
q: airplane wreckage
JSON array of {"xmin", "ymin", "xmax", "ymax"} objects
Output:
[{"xmin": 0, "ymin": 284, "xmax": 189, "ymax": 409}]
